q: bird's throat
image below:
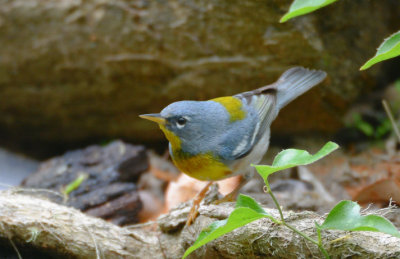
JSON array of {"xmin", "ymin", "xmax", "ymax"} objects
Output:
[{"xmin": 159, "ymin": 124, "xmax": 181, "ymax": 151}]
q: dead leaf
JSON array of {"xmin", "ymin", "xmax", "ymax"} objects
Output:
[{"xmin": 353, "ymin": 178, "xmax": 400, "ymax": 205}]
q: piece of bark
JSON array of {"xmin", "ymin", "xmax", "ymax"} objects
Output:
[
  {"xmin": 22, "ymin": 140, "xmax": 148, "ymax": 191},
  {"xmin": 0, "ymin": 190, "xmax": 399, "ymax": 259},
  {"xmin": 69, "ymin": 182, "xmax": 137, "ymax": 211},
  {"xmin": 21, "ymin": 140, "xmax": 147, "ymax": 225},
  {"xmin": 85, "ymin": 192, "xmax": 142, "ymax": 226}
]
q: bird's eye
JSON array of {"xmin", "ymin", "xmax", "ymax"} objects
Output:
[{"xmin": 176, "ymin": 117, "xmax": 187, "ymax": 128}]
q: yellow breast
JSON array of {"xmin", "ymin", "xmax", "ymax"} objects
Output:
[
  {"xmin": 159, "ymin": 125, "xmax": 232, "ymax": 181},
  {"xmin": 172, "ymin": 150, "xmax": 232, "ymax": 181}
]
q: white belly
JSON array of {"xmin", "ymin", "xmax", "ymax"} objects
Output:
[{"xmin": 230, "ymin": 128, "xmax": 270, "ymax": 175}]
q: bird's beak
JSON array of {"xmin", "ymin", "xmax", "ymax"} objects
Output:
[{"xmin": 139, "ymin": 113, "xmax": 166, "ymax": 125}]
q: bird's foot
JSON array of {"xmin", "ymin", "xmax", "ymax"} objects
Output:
[
  {"xmin": 213, "ymin": 175, "xmax": 247, "ymax": 205},
  {"xmin": 186, "ymin": 181, "xmax": 213, "ymax": 226},
  {"xmin": 213, "ymin": 188, "xmax": 238, "ymax": 205}
]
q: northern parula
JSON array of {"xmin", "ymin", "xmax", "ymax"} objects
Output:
[{"xmin": 140, "ymin": 67, "xmax": 326, "ymax": 187}]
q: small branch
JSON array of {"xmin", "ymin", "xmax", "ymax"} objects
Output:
[
  {"xmin": 0, "ymin": 222, "xmax": 23, "ymax": 259},
  {"xmin": 382, "ymin": 100, "xmax": 400, "ymax": 143},
  {"xmin": 9, "ymin": 238, "xmax": 23, "ymax": 259}
]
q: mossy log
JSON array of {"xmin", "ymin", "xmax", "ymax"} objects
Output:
[{"xmin": 0, "ymin": 190, "xmax": 399, "ymax": 258}]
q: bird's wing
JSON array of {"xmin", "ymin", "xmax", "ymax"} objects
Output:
[
  {"xmin": 217, "ymin": 88, "xmax": 277, "ymax": 162},
  {"xmin": 219, "ymin": 67, "xmax": 326, "ymax": 162},
  {"xmin": 234, "ymin": 87, "xmax": 277, "ymax": 156},
  {"xmin": 233, "ymin": 66, "xmax": 326, "ymax": 152}
]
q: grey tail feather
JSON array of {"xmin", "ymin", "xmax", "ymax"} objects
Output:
[{"xmin": 275, "ymin": 67, "xmax": 327, "ymax": 110}]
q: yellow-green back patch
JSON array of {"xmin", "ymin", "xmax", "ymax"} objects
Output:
[{"xmin": 211, "ymin": 96, "xmax": 246, "ymax": 122}]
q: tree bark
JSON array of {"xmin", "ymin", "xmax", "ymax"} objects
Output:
[{"xmin": 0, "ymin": 190, "xmax": 399, "ymax": 258}]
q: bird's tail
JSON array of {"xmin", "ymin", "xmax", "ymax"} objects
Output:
[{"xmin": 274, "ymin": 67, "xmax": 327, "ymax": 111}]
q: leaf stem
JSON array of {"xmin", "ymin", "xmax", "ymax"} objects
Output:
[
  {"xmin": 284, "ymin": 222, "xmax": 317, "ymax": 245},
  {"xmin": 283, "ymin": 222, "xmax": 330, "ymax": 258},
  {"xmin": 264, "ymin": 182, "xmax": 285, "ymax": 221},
  {"xmin": 316, "ymin": 223, "xmax": 322, "ymax": 245},
  {"xmin": 265, "ymin": 180, "xmax": 330, "ymax": 259}
]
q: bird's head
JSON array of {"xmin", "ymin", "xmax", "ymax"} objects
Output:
[{"xmin": 140, "ymin": 101, "xmax": 226, "ymax": 152}]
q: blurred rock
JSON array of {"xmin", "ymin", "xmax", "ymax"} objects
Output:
[
  {"xmin": 0, "ymin": 0, "xmax": 399, "ymax": 155},
  {"xmin": 242, "ymin": 166, "xmax": 336, "ymax": 213},
  {"xmin": 22, "ymin": 140, "xmax": 148, "ymax": 225},
  {"xmin": 138, "ymin": 190, "xmax": 165, "ymax": 222},
  {"xmin": 0, "ymin": 148, "xmax": 38, "ymax": 190},
  {"xmin": 297, "ymin": 165, "xmax": 335, "ymax": 204}
]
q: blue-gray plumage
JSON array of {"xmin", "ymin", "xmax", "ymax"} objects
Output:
[{"xmin": 140, "ymin": 67, "xmax": 327, "ymax": 182}]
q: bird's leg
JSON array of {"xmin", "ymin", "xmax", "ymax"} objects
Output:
[
  {"xmin": 186, "ymin": 181, "xmax": 214, "ymax": 226},
  {"xmin": 213, "ymin": 175, "xmax": 249, "ymax": 204}
]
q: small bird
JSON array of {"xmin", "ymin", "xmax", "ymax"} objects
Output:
[{"xmin": 140, "ymin": 67, "xmax": 326, "ymax": 223}]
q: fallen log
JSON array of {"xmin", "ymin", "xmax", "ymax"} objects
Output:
[{"xmin": 0, "ymin": 189, "xmax": 399, "ymax": 258}]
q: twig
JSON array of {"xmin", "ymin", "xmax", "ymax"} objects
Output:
[
  {"xmin": 84, "ymin": 224, "xmax": 102, "ymax": 259},
  {"xmin": 8, "ymin": 186, "xmax": 64, "ymax": 199},
  {"xmin": 0, "ymin": 222, "xmax": 22, "ymax": 259},
  {"xmin": 382, "ymin": 100, "xmax": 400, "ymax": 143},
  {"xmin": 8, "ymin": 238, "xmax": 22, "ymax": 259}
]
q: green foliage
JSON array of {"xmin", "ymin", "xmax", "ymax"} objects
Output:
[
  {"xmin": 282, "ymin": 1, "xmax": 400, "ymax": 69},
  {"xmin": 254, "ymin": 141, "xmax": 339, "ymax": 183},
  {"xmin": 182, "ymin": 194, "xmax": 276, "ymax": 259},
  {"xmin": 99, "ymin": 139, "xmax": 113, "ymax": 146},
  {"xmin": 352, "ymin": 113, "xmax": 391, "ymax": 139},
  {"xmin": 182, "ymin": 142, "xmax": 400, "ymax": 258},
  {"xmin": 183, "ymin": 142, "xmax": 338, "ymax": 258},
  {"xmin": 375, "ymin": 119, "xmax": 392, "ymax": 139},
  {"xmin": 63, "ymin": 174, "xmax": 88, "ymax": 196},
  {"xmin": 320, "ymin": 200, "xmax": 400, "ymax": 238},
  {"xmin": 280, "ymin": 0, "xmax": 338, "ymax": 23},
  {"xmin": 352, "ymin": 114, "xmax": 374, "ymax": 137},
  {"xmin": 361, "ymin": 31, "xmax": 400, "ymax": 70}
]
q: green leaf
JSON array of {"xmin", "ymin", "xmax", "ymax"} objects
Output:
[
  {"xmin": 360, "ymin": 30, "xmax": 400, "ymax": 70},
  {"xmin": 321, "ymin": 200, "xmax": 400, "ymax": 238},
  {"xmin": 353, "ymin": 113, "xmax": 374, "ymax": 137},
  {"xmin": 63, "ymin": 173, "xmax": 88, "ymax": 196},
  {"xmin": 280, "ymin": 0, "xmax": 339, "ymax": 23},
  {"xmin": 254, "ymin": 141, "xmax": 339, "ymax": 182},
  {"xmin": 182, "ymin": 195, "xmax": 274, "ymax": 258},
  {"xmin": 235, "ymin": 193, "xmax": 267, "ymax": 214},
  {"xmin": 375, "ymin": 119, "xmax": 391, "ymax": 139}
]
